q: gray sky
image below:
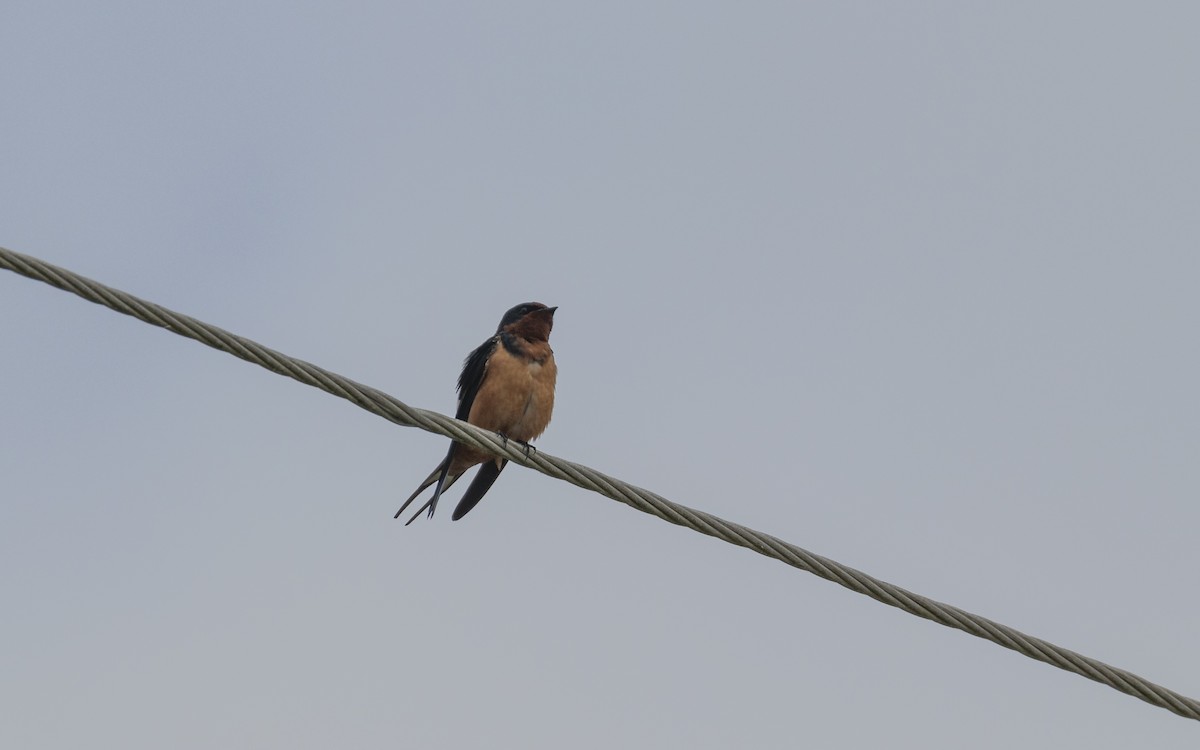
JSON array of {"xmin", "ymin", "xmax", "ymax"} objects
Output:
[{"xmin": 2, "ymin": 3, "xmax": 1198, "ymax": 747}]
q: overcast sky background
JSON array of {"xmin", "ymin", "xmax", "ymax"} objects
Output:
[{"xmin": 2, "ymin": 3, "xmax": 1198, "ymax": 748}]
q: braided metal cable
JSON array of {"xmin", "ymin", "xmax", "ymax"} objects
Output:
[{"xmin": 3, "ymin": 245, "xmax": 1197, "ymax": 722}]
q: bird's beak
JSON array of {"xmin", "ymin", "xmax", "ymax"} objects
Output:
[{"xmin": 546, "ymin": 306, "xmax": 558, "ymax": 315}]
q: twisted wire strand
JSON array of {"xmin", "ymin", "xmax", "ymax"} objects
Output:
[{"xmin": 3, "ymin": 245, "xmax": 1197, "ymax": 722}]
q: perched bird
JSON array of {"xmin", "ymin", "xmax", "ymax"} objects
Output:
[{"xmin": 395, "ymin": 302, "xmax": 558, "ymax": 524}]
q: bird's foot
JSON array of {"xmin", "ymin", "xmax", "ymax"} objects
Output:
[{"xmin": 496, "ymin": 433, "xmax": 534, "ymax": 459}]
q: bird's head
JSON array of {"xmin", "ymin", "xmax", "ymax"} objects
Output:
[{"xmin": 497, "ymin": 302, "xmax": 557, "ymax": 341}]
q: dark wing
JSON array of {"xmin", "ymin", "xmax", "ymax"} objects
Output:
[
  {"xmin": 456, "ymin": 336, "xmax": 497, "ymax": 421},
  {"xmin": 451, "ymin": 459, "xmax": 508, "ymax": 521},
  {"xmin": 395, "ymin": 336, "xmax": 495, "ymax": 524}
]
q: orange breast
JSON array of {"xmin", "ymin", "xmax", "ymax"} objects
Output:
[{"xmin": 467, "ymin": 344, "xmax": 556, "ymax": 442}]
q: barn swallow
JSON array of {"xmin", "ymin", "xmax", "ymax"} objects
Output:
[{"xmin": 395, "ymin": 302, "xmax": 558, "ymax": 524}]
